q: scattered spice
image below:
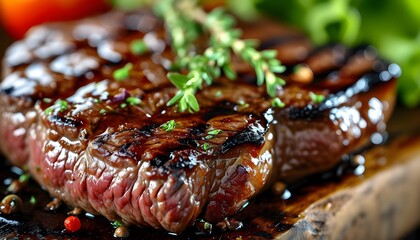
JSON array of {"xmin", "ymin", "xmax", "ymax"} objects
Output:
[
  {"xmin": 68, "ymin": 207, "xmax": 83, "ymax": 216},
  {"xmin": 114, "ymin": 226, "xmax": 130, "ymax": 238},
  {"xmin": 290, "ymin": 64, "xmax": 314, "ymax": 84},
  {"xmin": 7, "ymin": 179, "xmax": 24, "ymax": 193},
  {"xmin": 46, "ymin": 198, "xmax": 62, "ymax": 211},
  {"xmin": 272, "ymin": 181, "xmax": 286, "ymax": 195},
  {"xmin": 64, "ymin": 216, "xmax": 81, "ymax": 233},
  {"xmin": 0, "ymin": 194, "xmax": 23, "ymax": 214}
]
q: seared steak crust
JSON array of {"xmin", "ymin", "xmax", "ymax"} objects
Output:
[{"xmin": 0, "ymin": 10, "xmax": 398, "ymax": 232}]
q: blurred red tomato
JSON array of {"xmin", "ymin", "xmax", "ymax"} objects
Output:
[{"xmin": 0, "ymin": 0, "xmax": 111, "ymax": 39}]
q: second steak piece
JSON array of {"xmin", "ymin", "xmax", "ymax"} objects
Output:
[{"xmin": 0, "ymin": 11, "xmax": 398, "ymax": 233}]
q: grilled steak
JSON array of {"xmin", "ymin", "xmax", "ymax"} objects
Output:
[{"xmin": 0, "ymin": 10, "xmax": 398, "ymax": 233}]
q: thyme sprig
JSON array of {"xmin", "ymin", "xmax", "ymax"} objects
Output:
[{"xmin": 156, "ymin": 0, "xmax": 286, "ymax": 112}]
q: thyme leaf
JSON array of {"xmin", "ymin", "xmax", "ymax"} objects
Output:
[{"xmin": 156, "ymin": 0, "xmax": 286, "ymax": 112}]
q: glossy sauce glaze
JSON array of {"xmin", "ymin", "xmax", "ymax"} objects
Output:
[{"xmin": 0, "ymin": 9, "xmax": 402, "ymax": 235}]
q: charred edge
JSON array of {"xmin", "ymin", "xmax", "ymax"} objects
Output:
[
  {"xmin": 169, "ymin": 156, "xmax": 196, "ymax": 170},
  {"xmin": 47, "ymin": 115, "xmax": 82, "ymax": 128},
  {"xmin": 221, "ymin": 124, "xmax": 266, "ymax": 154},
  {"xmin": 150, "ymin": 155, "xmax": 169, "ymax": 168},
  {"xmin": 287, "ymin": 104, "xmax": 324, "ymax": 120},
  {"xmin": 93, "ymin": 133, "xmax": 111, "ymax": 147},
  {"xmin": 190, "ymin": 123, "xmax": 209, "ymax": 136},
  {"xmin": 288, "ymin": 60, "xmax": 398, "ymax": 120},
  {"xmin": 167, "ymin": 149, "xmax": 202, "ymax": 170},
  {"xmin": 178, "ymin": 137, "xmax": 199, "ymax": 148},
  {"xmin": 118, "ymin": 142, "xmax": 137, "ymax": 159},
  {"xmin": 202, "ymin": 103, "xmax": 237, "ymax": 121},
  {"xmin": 134, "ymin": 123, "xmax": 160, "ymax": 137},
  {"xmin": 151, "ymin": 151, "xmax": 198, "ymax": 170}
]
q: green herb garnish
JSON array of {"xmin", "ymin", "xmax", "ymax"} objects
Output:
[
  {"xmin": 57, "ymin": 100, "xmax": 68, "ymax": 112},
  {"xmin": 130, "ymin": 39, "xmax": 148, "ymax": 55},
  {"xmin": 160, "ymin": 120, "xmax": 177, "ymax": 132},
  {"xmin": 120, "ymin": 103, "xmax": 127, "ymax": 108},
  {"xmin": 309, "ymin": 92, "xmax": 325, "ymax": 104},
  {"xmin": 112, "ymin": 220, "xmax": 123, "ymax": 228},
  {"xmin": 126, "ymin": 97, "xmax": 142, "ymax": 106},
  {"xmin": 204, "ymin": 221, "xmax": 212, "ymax": 230},
  {"xmin": 205, "ymin": 129, "xmax": 222, "ymax": 139},
  {"xmin": 202, "ymin": 143, "xmax": 211, "ymax": 151},
  {"xmin": 113, "ymin": 63, "xmax": 133, "ymax": 81},
  {"xmin": 44, "ymin": 99, "xmax": 68, "ymax": 115},
  {"xmin": 156, "ymin": 0, "xmax": 286, "ymax": 112},
  {"xmin": 208, "ymin": 129, "xmax": 222, "ymax": 135},
  {"xmin": 271, "ymin": 97, "xmax": 285, "ymax": 108},
  {"xmin": 99, "ymin": 109, "xmax": 107, "ymax": 115},
  {"xmin": 19, "ymin": 173, "xmax": 30, "ymax": 183},
  {"xmin": 30, "ymin": 196, "xmax": 37, "ymax": 205}
]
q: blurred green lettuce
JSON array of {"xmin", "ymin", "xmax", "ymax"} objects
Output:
[{"xmin": 257, "ymin": 0, "xmax": 420, "ymax": 107}]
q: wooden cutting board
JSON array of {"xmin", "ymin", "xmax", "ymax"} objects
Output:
[{"xmin": 0, "ymin": 27, "xmax": 419, "ymax": 240}]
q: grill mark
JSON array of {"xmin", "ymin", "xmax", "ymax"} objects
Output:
[
  {"xmin": 202, "ymin": 103, "xmax": 237, "ymax": 121},
  {"xmin": 169, "ymin": 151, "xmax": 199, "ymax": 170},
  {"xmin": 47, "ymin": 115, "xmax": 82, "ymax": 127},
  {"xmin": 150, "ymin": 155, "xmax": 169, "ymax": 168},
  {"xmin": 221, "ymin": 124, "xmax": 266, "ymax": 154},
  {"xmin": 288, "ymin": 68, "xmax": 399, "ymax": 120},
  {"xmin": 135, "ymin": 123, "xmax": 160, "ymax": 137},
  {"xmin": 118, "ymin": 142, "xmax": 137, "ymax": 158},
  {"xmin": 190, "ymin": 123, "xmax": 209, "ymax": 136},
  {"xmin": 93, "ymin": 133, "xmax": 111, "ymax": 147},
  {"xmin": 178, "ymin": 138, "xmax": 199, "ymax": 148}
]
